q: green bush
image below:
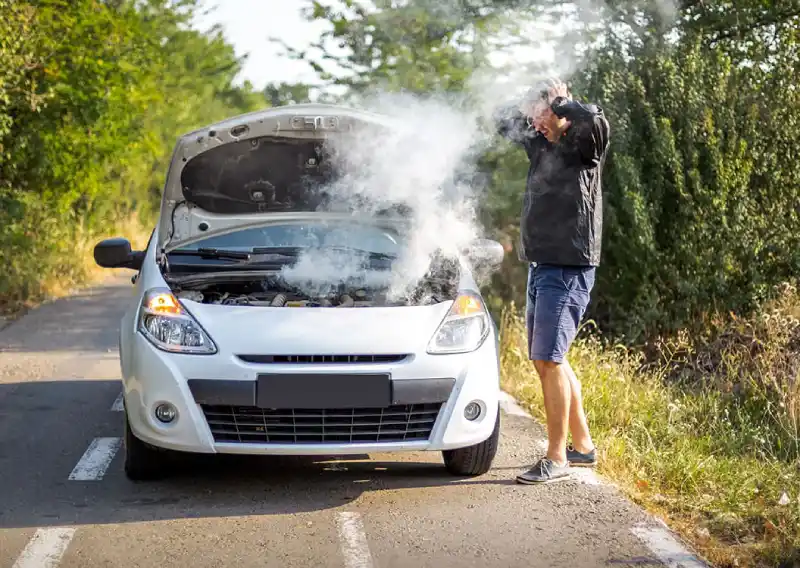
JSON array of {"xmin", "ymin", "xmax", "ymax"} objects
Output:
[
  {"xmin": 572, "ymin": 35, "xmax": 800, "ymax": 342},
  {"xmin": 483, "ymin": 31, "xmax": 800, "ymax": 344}
]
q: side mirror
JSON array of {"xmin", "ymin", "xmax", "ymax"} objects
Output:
[
  {"xmin": 93, "ymin": 238, "xmax": 144, "ymax": 270},
  {"xmin": 463, "ymin": 238, "xmax": 505, "ymax": 272}
]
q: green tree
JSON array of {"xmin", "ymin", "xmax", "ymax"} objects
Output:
[
  {"xmin": 0, "ymin": 0, "xmax": 264, "ymax": 310},
  {"xmin": 264, "ymin": 82, "xmax": 312, "ymax": 106}
]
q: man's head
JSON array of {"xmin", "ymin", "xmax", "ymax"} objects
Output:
[{"xmin": 521, "ymin": 79, "xmax": 570, "ymax": 142}]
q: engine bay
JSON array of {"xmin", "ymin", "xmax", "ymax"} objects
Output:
[{"xmin": 170, "ymin": 255, "xmax": 461, "ymax": 308}]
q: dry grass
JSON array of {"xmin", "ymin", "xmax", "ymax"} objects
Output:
[
  {"xmin": 0, "ymin": 212, "xmax": 151, "ymax": 320},
  {"xmin": 498, "ymin": 285, "xmax": 800, "ymax": 568}
]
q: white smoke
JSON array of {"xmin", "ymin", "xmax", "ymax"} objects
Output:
[
  {"xmin": 278, "ymin": 91, "xmax": 491, "ymax": 301},
  {"xmin": 468, "ymin": 0, "xmax": 680, "ymax": 106}
]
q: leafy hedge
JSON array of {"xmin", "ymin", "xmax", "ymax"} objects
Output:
[
  {"xmin": 488, "ymin": 30, "xmax": 800, "ymax": 342},
  {"xmin": 575, "ymin": 32, "xmax": 800, "ymax": 341},
  {"xmin": 476, "ymin": 5, "xmax": 800, "ymax": 343}
]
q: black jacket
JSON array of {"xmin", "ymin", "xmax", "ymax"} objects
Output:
[{"xmin": 494, "ymin": 97, "xmax": 610, "ymax": 267}]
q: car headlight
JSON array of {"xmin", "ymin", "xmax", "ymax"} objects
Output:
[
  {"xmin": 137, "ymin": 288, "xmax": 217, "ymax": 354},
  {"xmin": 427, "ymin": 292, "xmax": 490, "ymax": 354}
]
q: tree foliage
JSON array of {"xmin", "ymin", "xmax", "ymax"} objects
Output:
[
  {"xmin": 276, "ymin": 0, "xmax": 528, "ymax": 95},
  {"xmin": 0, "ymin": 0, "xmax": 263, "ymax": 309},
  {"xmin": 264, "ymin": 82, "xmax": 312, "ymax": 106}
]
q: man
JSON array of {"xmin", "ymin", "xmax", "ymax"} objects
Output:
[{"xmin": 493, "ymin": 78, "xmax": 611, "ymax": 484}]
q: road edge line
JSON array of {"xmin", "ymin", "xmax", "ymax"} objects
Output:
[
  {"xmin": 631, "ymin": 523, "xmax": 709, "ymax": 568},
  {"xmin": 500, "ymin": 389, "xmax": 709, "ymax": 567}
]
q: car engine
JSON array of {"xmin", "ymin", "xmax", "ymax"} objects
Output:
[{"xmin": 171, "ymin": 255, "xmax": 460, "ymax": 308}]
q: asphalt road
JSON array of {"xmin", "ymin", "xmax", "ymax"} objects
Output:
[{"xmin": 0, "ymin": 273, "xmax": 708, "ymax": 568}]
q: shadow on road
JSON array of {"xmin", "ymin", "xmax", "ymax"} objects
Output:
[{"xmin": 0, "ymin": 379, "xmax": 527, "ymax": 530}]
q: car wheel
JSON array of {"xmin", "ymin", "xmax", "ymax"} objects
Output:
[
  {"xmin": 123, "ymin": 411, "xmax": 169, "ymax": 481},
  {"xmin": 442, "ymin": 406, "xmax": 500, "ymax": 476}
]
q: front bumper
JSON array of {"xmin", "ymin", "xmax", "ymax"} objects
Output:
[{"xmin": 121, "ymin": 331, "xmax": 500, "ymax": 456}]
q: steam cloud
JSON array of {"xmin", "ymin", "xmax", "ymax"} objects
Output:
[
  {"xmin": 278, "ymin": 0, "xmax": 680, "ymax": 301},
  {"xmin": 278, "ymin": 93, "xmax": 491, "ymax": 301}
]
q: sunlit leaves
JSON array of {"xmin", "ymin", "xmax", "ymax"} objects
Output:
[{"xmin": 0, "ymin": 0, "xmax": 263, "ymax": 307}]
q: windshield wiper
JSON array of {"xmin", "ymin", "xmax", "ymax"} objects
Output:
[
  {"xmin": 250, "ymin": 246, "xmax": 304, "ymax": 256},
  {"xmin": 168, "ymin": 248, "xmax": 252, "ymax": 260},
  {"xmin": 321, "ymin": 245, "xmax": 397, "ymax": 260},
  {"xmin": 251, "ymin": 245, "xmax": 396, "ymax": 260},
  {"xmin": 170, "ymin": 246, "xmax": 396, "ymax": 266}
]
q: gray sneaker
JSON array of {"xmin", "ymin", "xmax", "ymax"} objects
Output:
[
  {"xmin": 515, "ymin": 457, "xmax": 572, "ymax": 484},
  {"xmin": 566, "ymin": 445, "xmax": 597, "ymax": 467}
]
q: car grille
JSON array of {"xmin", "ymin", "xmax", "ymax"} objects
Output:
[
  {"xmin": 201, "ymin": 403, "xmax": 442, "ymax": 444},
  {"xmin": 236, "ymin": 354, "xmax": 409, "ymax": 364}
]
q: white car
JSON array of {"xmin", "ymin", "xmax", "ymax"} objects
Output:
[{"xmin": 94, "ymin": 103, "xmax": 506, "ymax": 481}]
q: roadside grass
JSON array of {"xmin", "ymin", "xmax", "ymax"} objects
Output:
[
  {"xmin": 498, "ymin": 283, "xmax": 800, "ymax": 568},
  {"xmin": 0, "ymin": 212, "xmax": 151, "ymax": 321}
]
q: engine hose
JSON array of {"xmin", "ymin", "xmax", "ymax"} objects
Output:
[
  {"xmin": 271, "ymin": 293, "xmax": 287, "ymax": 307},
  {"xmin": 337, "ymin": 294, "xmax": 355, "ymax": 307}
]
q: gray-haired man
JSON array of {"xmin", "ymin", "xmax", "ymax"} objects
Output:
[{"xmin": 494, "ymin": 79, "xmax": 611, "ymax": 484}]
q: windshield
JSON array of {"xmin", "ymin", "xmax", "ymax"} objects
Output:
[{"xmin": 172, "ymin": 221, "xmax": 405, "ymax": 256}]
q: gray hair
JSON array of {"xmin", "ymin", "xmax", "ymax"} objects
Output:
[{"xmin": 521, "ymin": 77, "xmax": 566, "ymax": 107}]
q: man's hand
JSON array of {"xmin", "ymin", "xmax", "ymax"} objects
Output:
[{"xmin": 544, "ymin": 77, "xmax": 571, "ymax": 103}]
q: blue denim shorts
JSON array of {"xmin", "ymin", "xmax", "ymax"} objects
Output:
[{"xmin": 525, "ymin": 263, "xmax": 596, "ymax": 363}]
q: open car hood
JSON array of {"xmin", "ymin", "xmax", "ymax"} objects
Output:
[{"xmin": 156, "ymin": 103, "xmax": 405, "ymax": 256}]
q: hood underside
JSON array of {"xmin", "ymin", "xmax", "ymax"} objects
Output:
[
  {"xmin": 180, "ymin": 137, "xmax": 330, "ymax": 215},
  {"xmin": 157, "ymin": 104, "xmax": 408, "ymax": 253},
  {"xmin": 179, "ymin": 137, "xmax": 411, "ymax": 217}
]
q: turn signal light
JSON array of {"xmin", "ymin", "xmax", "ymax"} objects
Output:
[
  {"xmin": 452, "ymin": 294, "xmax": 484, "ymax": 316},
  {"xmin": 146, "ymin": 292, "xmax": 183, "ymax": 315}
]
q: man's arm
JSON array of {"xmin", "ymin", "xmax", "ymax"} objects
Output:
[
  {"xmin": 492, "ymin": 102, "xmax": 542, "ymax": 148},
  {"xmin": 551, "ymin": 98, "xmax": 610, "ymax": 167}
]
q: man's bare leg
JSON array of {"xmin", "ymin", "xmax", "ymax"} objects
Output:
[
  {"xmin": 533, "ymin": 360, "xmax": 570, "ymax": 465},
  {"xmin": 563, "ymin": 358, "xmax": 594, "ymax": 454}
]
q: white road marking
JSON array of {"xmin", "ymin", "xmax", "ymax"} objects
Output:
[
  {"xmin": 631, "ymin": 523, "xmax": 708, "ymax": 568},
  {"xmin": 336, "ymin": 512, "xmax": 374, "ymax": 568},
  {"xmin": 68, "ymin": 437, "xmax": 122, "ymax": 481},
  {"xmin": 571, "ymin": 468, "xmax": 602, "ymax": 485},
  {"xmin": 12, "ymin": 528, "xmax": 76, "ymax": 568},
  {"xmin": 110, "ymin": 391, "xmax": 124, "ymax": 412},
  {"xmin": 499, "ymin": 391, "xmax": 533, "ymax": 418}
]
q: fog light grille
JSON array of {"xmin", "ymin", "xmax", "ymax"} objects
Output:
[{"xmin": 201, "ymin": 404, "xmax": 442, "ymax": 444}]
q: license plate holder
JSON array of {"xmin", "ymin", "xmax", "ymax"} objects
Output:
[{"xmin": 256, "ymin": 373, "xmax": 391, "ymax": 409}]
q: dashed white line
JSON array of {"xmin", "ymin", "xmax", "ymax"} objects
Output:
[
  {"xmin": 631, "ymin": 523, "xmax": 708, "ymax": 568},
  {"xmin": 110, "ymin": 391, "xmax": 124, "ymax": 412},
  {"xmin": 68, "ymin": 437, "xmax": 122, "ymax": 481},
  {"xmin": 12, "ymin": 528, "xmax": 76, "ymax": 568},
  {"xmin": 336, "ymin": 512, "xmax": 374, "ymax": 568}
]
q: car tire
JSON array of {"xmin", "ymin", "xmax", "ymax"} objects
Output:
[
  {"xmin": 123, "ymin": 411, "xmax": 169, "ymax": 481},
  {"xmin": 442, "ymin": 406, "xmax": 500, "ymax": 476}
]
